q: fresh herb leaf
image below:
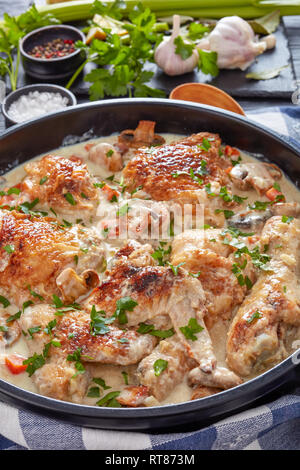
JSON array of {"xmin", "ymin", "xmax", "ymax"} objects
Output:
[
  {"xmin": 87, "ymin": 386, "xmax": 101, "ymax": 398},
  {"xmin": 153, "ymin": 358, "xmax": 168, "ymax": 377},
  {"xmin": 179, "ymin": 318, "xmax": 204, "ymax": 341},
  {"xmin": 174, "ymin": 35, "xmax": 194, "ymax": 60},
  {"xmin": 93, "ymin": 377, "xmax": 111, "ymax": 390},
  {"xmin": 188, "ymin": 22, "xmax": 210, "ymax": 40},
  {"xmin": 0, "ymin": 295, "xmax": 10, "ymax": 308},
  {"xmin": 121, "ymin": 371, "xmax": 129, "ymax": 385},
  {"xmin": 247, "ymin": 310, "xmax": 262, "ymax": 324},
  {"xmin": 96, "ymin": 391, "xmax": 121, "ymax": 407},
  {"xmin": 198, "ymin": 49, "xmax": 219, "ymax": 76},
  {"xmin": 114, "ymin": 297, "xmax": 138, "ymax": 325},
  {"xmin": 23, "ymin": 353, "xmax": 45, "ymax": 377},
  {"xmin": 137, "ymin": 323, "xmax": 175, "ymax": 339},
  {"xmin": 39, "ymin": 176, "xmax": 48, "ymax": 185},
  {"xmin": 3, "ymin": 245, "xmax": 14, "ymax": 254},
  {"xmin": 64, "ymin": 192, "xmax": 77, "ymax": 206}
]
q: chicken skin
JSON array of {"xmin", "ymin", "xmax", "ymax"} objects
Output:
[
  {"xmin": 136, "ymin": 336, "xmax": 196, "ymax": 402},
  {"xmin": 20, "ymin": 304, "xmax": 156, "ymax": 402},
  {"xmin": 171, "ymin": 229, "xmax": 256, "ymax": 328},
  {"xmin": 227, "ymin": 216, "xmax": 300, "ymax": 377},
  {"xmin": 0, "ymin": 209, "xmax": 104, "ymax": 307},
  {"xmin": 123, "ymin": 132, "xmax": 235, "ymax": 226},
  {"xmin": 85, "ymin": 241, "xmax": 216, "ymax": 371},
  {"xmin": 20, "ymin": 155, "xmax": 99, "ymax": 222}
]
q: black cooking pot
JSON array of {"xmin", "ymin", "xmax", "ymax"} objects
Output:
[{"xmin": 0, "ymin": 98, "xmax": 299, "ymax": 431}]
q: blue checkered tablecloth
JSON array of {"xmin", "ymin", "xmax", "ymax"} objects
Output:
[{"xmin": 0, "ymin": 106, "xmax": 299, "ymax": 450}]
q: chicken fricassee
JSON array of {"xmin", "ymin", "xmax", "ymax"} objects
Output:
[{"xmin": 0, "ymin": 120, "xmax": 299, "ymax": 408}]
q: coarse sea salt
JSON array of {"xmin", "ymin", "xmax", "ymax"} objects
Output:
[{"xmin": 7, "ymin": 91, "xmax": 69, "ymax": 123}]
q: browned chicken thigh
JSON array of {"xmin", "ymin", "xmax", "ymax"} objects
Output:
[
  {"xmin": 0, "ymin": 209, "xmax": 103, "ymax": 307},
  {"xmin": 171, "ymin": 228, "xmax": 256, "ymax": 329},
  {"xmin": 20, "ymin": 304, "xmax": 156, "ymax": 402},
  {"xmin": 85, "ymin": 241, "xmax": 216, "ymax": 372},
  {"xmin": 20, "ymin": 155, "xmax": 99, "ymax": 221},
  {"xmin": 123, "ymin": 132, "xmax": 237, "ymax": 226},
  {"xmin": 227, "ymin": 216, "xmax": 300, "ymax": 376}
]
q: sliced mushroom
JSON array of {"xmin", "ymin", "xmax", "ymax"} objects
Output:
[
  {"xmin": 118, "ymin": 120, "xmax": 165, "ymax": 151},
  {"xmin": 88, "ymin": 142, "xmax": 123, "ymax": 172},
  {"xmin": 56, "ymin": 268, "xmax": 99, "ymax": 303},
  {"xmin": 229, "ymin": 202, "xmax": 300, "ymax": 233},
  {"xmin": 228, "ymin": 209, "xmax": 273, "ymax": 231},
  {"xmin": 0, "ymin": 317, "xmax": 21, "ymax": 347},
  {"xmin": 230, "ymin": 162, "xmax": 282, "ymax": 195}
]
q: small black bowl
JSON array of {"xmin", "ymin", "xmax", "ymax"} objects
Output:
[
  {"xmin": 20, "ymin": 24, "xmax": 86, "ymax": 80},
  {"xmin": 1, "ymin": 83, "xmax": 77, "ymax": 127}
]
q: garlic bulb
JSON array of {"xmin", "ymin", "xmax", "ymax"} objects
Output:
[
  {"xmin": 154, "ymin": 15, "xmax": 199, "ymax": 76},
  {"xmin": 196, "ymin": 16, "xmax": 275, "ymax": 71}
]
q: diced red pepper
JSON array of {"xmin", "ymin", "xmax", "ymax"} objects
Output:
[
  {"xmin": 101, "ymin": 184, "xmax": 119, "ymax": 202},
  {"xmin": 265, "ymin": 187, "xmax": 285, "ymax": 202},
  {"xmin": 224, "ymin": 145, "xmax": 240, "ymax": 157},
  {"xmin": 5, "ymin": 354, "xmax": 27, "ymax": 375}
]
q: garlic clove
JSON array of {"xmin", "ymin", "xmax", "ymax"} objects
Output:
[{"xmin": 155, "ymin": 14, "xmax": 199, "ymax": 76}]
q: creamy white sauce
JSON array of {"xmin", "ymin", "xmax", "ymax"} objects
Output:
[{"xmin": 1, "ymin": 132, "xmax": 300, "ymax": 407}]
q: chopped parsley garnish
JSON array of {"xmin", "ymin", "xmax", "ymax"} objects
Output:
[
  {"xmin": 167, "ymin": 262, "xmax": 185, "ymax": 276},
  {"xmin": 87, "ymin": 387, "xmax": 101, "ymax": 398},
  {"xmin": 189, "ymin": 271, "xmax": 202, "ymax": 278},
  {"xmin": 179, "ymin": 318, "xmax": 204, "ymax": 341},
  {"xmin": 137, "ymin": 323, "xmax": 175, "ymax": 339},
  {"xmin": 200, "ymin": 138, "xmax": 211, "ymax": 151},
  {"xmin": 44, "ymin": 319, "xmax": 57, "ymax": 336},
  {"xmin": 214, "ymin": 209, "xmax": 235, "ymax": 219},
  {"xmin": 117, "ymin": 203, "xmax": 130, "ymax": 217},
  {"xmin": 248, "ymin": 201, "xmax": 270, "ymax": 211},
  {"xmin": 0, "ymin": 325, "xmax": 8, "ymax": 332},
  {"xmin": 114, "ymin": 297, "xmax": 138, "ymax": 325},
  {"xmin": 93, "ymin": 377, "xmax": 111, "ymax": 390},
  {"xmin": 50, "ymin": 207, "xmax": 57, "ymax": 217},
  {"xmin": 90, "ymin": 305, "xmax": 114, "ymax": 336},
  {"xmin": 282, "ymin": 215, "xmax": 294, "ymax": 224},
  {"xmin": 247, "ymin": 310, "xmax": 262, "ymax": 324},
  {"xmin": 131, "ymin": 185, "xmax": 143, "ymax": 195},
  {"xmin": 23, "ymin": 353, "xmax": 45, "ymax": 377},
  {"xmin": 0, "ymin": 187, "xmax": 21, "ymax": 196},
  {"xmin": 0, "ymin": 295, "xmax": 10, "ymax": 308},
  {"xmin": 94, "ymin": 182, "xmax": 106, "ymax": 189},
  {"xmin": 64, "ymin": 192, "xmax": 77, "ymax": 206},
  {"xmin": 39, "ymin": 176, "xmax": 48, "ymax": 185},
  {"xmin": 110, "ymin": 194, "xmax": 118, "ymax": 203},
  {"xmin": 66, "ymin": 347, "xmax": 86, "ymax": 378},
  {"xmin": 153, "ymin": 359, "xmax": 168, "ymax": 377},
  {"xmin": 96, "ymin": 391, "xmax": 121, "ymax": 408},
  {"xmin": 81, "ymin": 192, "xmax": 88, "ymax": 199},
  {"xmin": 151, "ymin": 242, "xmax": 171, "ymax": 266},
  {"xmin": 28, "ymin": 326, "xmax": 41, "ymax": 338},
  {"xmin": 232, "ymin": 263, "xmax": 253, "ymax": 289},
  {"xmin": 27, "ymin": 285, "xmax": 44, "ymax": 302},
  {"xmin": 6, "ymin": 310, "xmax": 21, "ymax": 323},
  {"xmin": 51, "ymin": 295, "xmax": 80, "ymax": 316},
  {"xmin": 121, "ymin": 371, "xmax": 129, "ymax": 385},
  {"xmin": 3, "ymin": 245, "xmax": 14, "ymax": 254},
  {"xmin": 106, "ymin": 149, "xmax": 114, "ymax": 158}
]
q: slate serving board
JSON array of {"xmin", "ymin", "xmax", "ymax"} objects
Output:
[{"xmin": 0, "ymin": 0, "xmax": 297, "ymax": 99}]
